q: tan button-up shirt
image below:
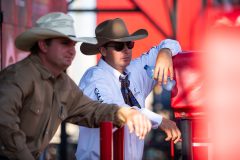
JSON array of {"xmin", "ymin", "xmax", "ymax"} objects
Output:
[{"xmin": 0, "ymin": 54, "xmax": 120, "ymax": 160}]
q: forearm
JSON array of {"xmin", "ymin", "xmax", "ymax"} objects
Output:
[{"xmin": 68, "ymin": 92, "xmax": 123, "ymax": 128}]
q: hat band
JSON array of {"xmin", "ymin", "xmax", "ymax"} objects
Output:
[{"xmin": 68, "ymin": 35, "xmax": 76, "ymax": 38}]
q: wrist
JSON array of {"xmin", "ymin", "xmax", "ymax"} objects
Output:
[
  {"xmin": 158, "ymin": 39, "xmax": 182, "ymax": 56},
  {"xmin": 116, "ymin": 107, "xmax": 135, "ymax": 127},
  {"xmin": 159, "ymin": 48, "xmax": 172, "ymax": 56}
]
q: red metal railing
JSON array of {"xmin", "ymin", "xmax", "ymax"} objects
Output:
[{"xmin": 100, "ymin": 122, "xmax": 124, "ymax": 160}]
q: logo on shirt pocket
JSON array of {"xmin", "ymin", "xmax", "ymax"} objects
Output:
[{"xmin": 133, "ymin": 87, "xmax": 141, "ymax": 96}]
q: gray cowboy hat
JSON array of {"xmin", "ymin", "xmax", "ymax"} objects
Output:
[
  {"xmin": 15, "ymin": 12, "xmax": 97, "ymax": 51},
  {"xmin": 80, "ymin": 18, "xmax": 148, "ymax": 55}
]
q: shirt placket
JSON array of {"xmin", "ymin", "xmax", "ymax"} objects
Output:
[{"xmin": 41, "ymin": 79, "xmax": 59, "ymax": 150}]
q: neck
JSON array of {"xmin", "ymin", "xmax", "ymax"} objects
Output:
[
  {"xmin": 111, "ymin": 64, "xmax": 125, "ymax": 74},
  {"xmin": 38, "ymin": 54, "xmax": 63, "ymax": 77},
  {"xmin": 44, "ymin": 63, "xmax": 62, "ymax": 77},
  {"xmin": 117, "ymin": 67, "xmax": 125, "ymax": 74},
  {"xmin": 102, "ymin": 58, "xmax": 126, "ymax": 74}
]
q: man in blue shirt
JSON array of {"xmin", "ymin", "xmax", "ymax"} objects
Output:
[{"xmin": 76, "ymin": 18, "xmax": 181, "ymax": 160}]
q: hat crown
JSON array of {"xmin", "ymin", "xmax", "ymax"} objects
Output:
[
  {"xmin": 15, "ymin": 12, "xmax": 98, "ymax": 51},
  {"xmin": 35, "ymin": 12, "xmax": 75, "ymax": 36},
  {"xmin": 95, "ymin": 18, "xmax": 130, "ymax": 39},
  {"xmin": 80, "ymin": 18, "xmax": 148, "ymax": 55}
]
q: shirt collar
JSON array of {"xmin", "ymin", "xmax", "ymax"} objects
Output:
[
  {"xmin": 29, "ymin": 54, "xmax": 61, "ymax": 80},
  {"xmin": 98, "ymin": 58, "xmax": 130, "ymax": 80}
]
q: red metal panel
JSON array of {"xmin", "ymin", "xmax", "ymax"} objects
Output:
[
  {"xmin": 171, "ymin": 52, "xmax": 210, "ymax": 160},
  {"xmin": 171, "ymin": 52, "xmax": 205, "ymax": 118}
]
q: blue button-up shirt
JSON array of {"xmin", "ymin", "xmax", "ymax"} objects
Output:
[{"xmin": 76, "ymin": 39, "xmax": 182, "ymax": 160}]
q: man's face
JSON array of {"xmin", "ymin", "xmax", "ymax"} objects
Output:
[
  {"xmin": 40, "ymin": 38, "xmax": 76, "ymax": 73},
  {"xmin": 101, "ymin": 41, "xmax": 134, "ymax": 73}
]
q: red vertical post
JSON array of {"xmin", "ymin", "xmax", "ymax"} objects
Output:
[
  {"xmin": 100, "ymin": 122, "xmax": 113, "ymax": 160},
  {"xmin": 170, "ymin": 140, "xmax": 175, "ymax": 158},
  {"xmin": 113, "ymin": 127, "xmax": 124, "ymax": 160}
]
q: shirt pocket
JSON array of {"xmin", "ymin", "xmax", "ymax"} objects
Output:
[
  {"xmin": 29, "ymin": 103, "xmax": 44, "ymax": 115},
  {"xmin": 131, "ymin": 86, "xmax": 144, "ymax": 108},
  {"xmin": 58, "ymin": 104, "xmax": 68, "ymax": 121},
  {"xmin": 20, "ymin": 100, "xmax": 44, "ymax": 137},
  {"xmin": 131, "ymin": 83, "xmax": 142, "ymax": 97}
]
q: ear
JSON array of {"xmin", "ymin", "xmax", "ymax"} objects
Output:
[
  {"xmin": 99, "ymin": 47, "xmax": 107, "ymax": 57},
  {"xmin": 38, "ymin": 40, "xmax": 48, "ymax": 53}
]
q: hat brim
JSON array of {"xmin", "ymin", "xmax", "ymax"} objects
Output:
[
  {"xmin": 15, "ymin": 28, "xmax": 97, "ymax": 51},
  {"xmin": 80, "ymin": 29, "xmax": 148, "ymax": 55}
]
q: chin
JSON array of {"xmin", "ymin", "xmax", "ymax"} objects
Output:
[
  {"xmin": 63, "ymin": 63, "xmax": 71, "ymax": 69},
  {"xmin": 125, "ymin": 61, "xmax": 131, "ymax": 66}
]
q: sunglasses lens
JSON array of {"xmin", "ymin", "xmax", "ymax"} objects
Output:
[
  {"xmin": 105, "ymin": 41, "xmax": 134, "ymax": 51},
  {"xmin": 126, "ymin": 41, "xmax": 134, "ymax": 49},
  {"xmin": 114, "ymin": 43, "xmax": 125, "ymax": 51}
]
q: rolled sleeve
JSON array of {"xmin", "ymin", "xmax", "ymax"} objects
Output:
[{"xmin": 157, "ymin": 39, "xmax": 182, "ymax": 56}]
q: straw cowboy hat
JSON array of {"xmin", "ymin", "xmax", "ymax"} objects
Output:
[
  {"xmin": 80, "ymin": 18, "xmax": 148, "ymax": 55},
  {"xmin": 15, "ymin": 12, "xmax": 97, "ymax": 51}
]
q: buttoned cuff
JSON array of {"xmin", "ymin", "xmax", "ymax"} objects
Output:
[{"xmin": 157, "ymin": 39, "xmax": 182, "ymax": 56}]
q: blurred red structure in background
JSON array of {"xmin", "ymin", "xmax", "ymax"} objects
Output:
[{"xmin": 0, "ymin": 0, "xmax": 67, "ymax": 69}]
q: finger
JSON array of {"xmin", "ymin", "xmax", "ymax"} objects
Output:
[
  {"xmin": 147, "ymin": 118, "xmax": 152, "ymax": 133},
  {"xmin": 171, "ymin": 128, "xmax": 178, "ymax": 142},
  {"xmin": 139, "ymin": 116, "xmax": 145, "ymax": 140},
  {"xmin": 133, "ymin": 115, "xmax": 140, "ymax": 138},
  {"xmin": 127, "ymin": 120, "xmax": 134, "ymax": 134},
  {"xmin": 174, "ymin": 128, "xmax": 182, "ymax": 144},
  {"xmin": 169, "ymin": 66, "xmax": 174, "ymax": 80},
  {"xmin": 158, "ymin": 67, "xmax": 164, "ymax": 85},
  {"xmin": 144, "ymin": 116, "xmax": 152, "ymax": 137},
  {"xmin": 164, "ymin": 129, "xmax": 172, "ymax": 141},
  {"xmin": 163, "ymin": 68, "xmax": 168, "ymax": 84},
  {"xmin": 138, "ymin": 115, "xmax": 144, "ymax": 139},
  {"xmin": 153, "ymin": 66, "xmax": 159, "ymax": 81}
]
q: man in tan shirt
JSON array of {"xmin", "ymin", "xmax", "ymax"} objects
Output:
[{"xmin": 0, "ymin": 12, "xmax": 152, "ymax": 160}]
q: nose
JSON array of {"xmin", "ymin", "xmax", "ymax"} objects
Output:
[
  {"xmin": 122, "ymin": 44, "xmax": 129, "ymax": 52},
  {"xmin": 122, "ymin": 44, "xmax": 132, "ymax": 54}
]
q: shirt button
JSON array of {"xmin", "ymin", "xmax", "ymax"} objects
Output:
[
  {"xmin": 46, "ymin": 131, "xmax": 49, "ymax": 135},
  {"xmin": 36, "ymin": 109, "xmax": 40, "ymax": 113}
]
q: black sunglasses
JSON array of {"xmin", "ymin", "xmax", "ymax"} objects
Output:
[{"xmin": 104, "ymin": 41, "xmax": 135, "ymax": 51}]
